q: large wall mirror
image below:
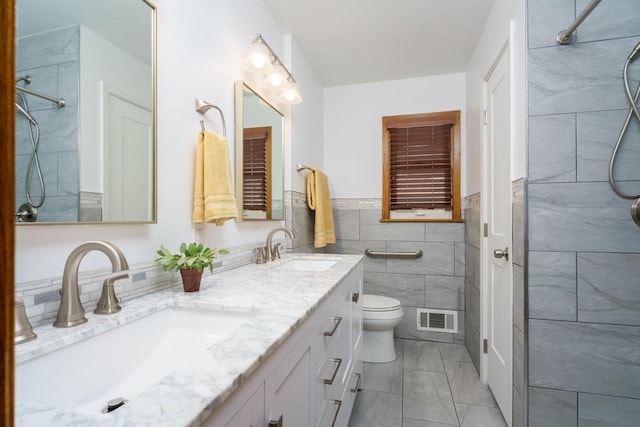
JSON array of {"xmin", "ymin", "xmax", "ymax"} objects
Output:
[
  {"xmin": 14, "ymin": 0, "xmax": 156, "ymax": 224},
  {"xmin": 235, "ymin": 81, "xmax": 284, "ymax": 221}
]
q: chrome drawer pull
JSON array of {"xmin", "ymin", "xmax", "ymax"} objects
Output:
[
  {"xmin": 323, "ymin": 317, "xmax": 342, "ymax": 337},
  {"xmin": 268, "ymin": 415, "xmax": 283, "ymax": 427},
  {"xmin": 324, "ymin": 358, "xmax": 342, "ymax": 385},
  {"xmin": 329, "ymin": 399, "xmax": 342, "ymax": 427},
  {"xmin": 350, "ymin": 372, "xmax": 362, "ymax": 393}
]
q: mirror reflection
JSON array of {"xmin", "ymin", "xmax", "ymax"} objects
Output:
[
  {"xmin": 235, "ymin": 81, "xmax": 284, "ymax": 221},
  {"xmin": 15, "ymin": 0, "xmax": 156, "ymax": 224}
]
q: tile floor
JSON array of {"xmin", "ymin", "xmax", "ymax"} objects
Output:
[{"xmin": 349, "ymin": 339, "xmax": 507, "ymax": 427}]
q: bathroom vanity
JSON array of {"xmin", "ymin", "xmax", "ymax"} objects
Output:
[{"xmin": 15, "ymin": 253, "xmax": 363, "ymax": 427}]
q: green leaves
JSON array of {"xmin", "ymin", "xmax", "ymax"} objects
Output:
[{"xmin": 155, "ymin": 242, "xmax": 228, "ymax": 273}]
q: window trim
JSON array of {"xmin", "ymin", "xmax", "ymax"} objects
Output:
[{"xmin": 382, "ymin": 110, "xmax": 462, "ymax": 223}]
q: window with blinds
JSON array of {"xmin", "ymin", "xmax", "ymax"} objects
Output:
[
  {"xmin": 382, "ymin": 111, "xmax": 461, "ymax": 222},
  {"xmin": 242, "ymin": 126, "xmax": 272, "ymax": 217}
]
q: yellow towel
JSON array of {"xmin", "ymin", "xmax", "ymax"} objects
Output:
[
  {"xmin": 192, "ymin": 130, "xmax": 238, "ymax": 225},
  {"xmin": 307, "ymin": 167, "xmax": 336, "ymax": 248}
]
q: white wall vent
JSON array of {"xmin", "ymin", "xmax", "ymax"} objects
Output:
[{"xmin": 416, "ymin": 309, "xmax": 458, "ymax": 333}]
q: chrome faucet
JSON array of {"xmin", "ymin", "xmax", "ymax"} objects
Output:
[
  {"xmin": 54, "ymin": 241, "xmax": 129, "ymax": 328},
  {"xmin": 260, "ymin": 227, "xmax": 295, "ymax": 263}
]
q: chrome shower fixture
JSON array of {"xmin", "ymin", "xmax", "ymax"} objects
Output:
[
  {"xmin": 556, "ymin": 0, "xmax": 601, "ymax": 45},
  {"xmin": 632, "ymin": 199, "xmax": 640, "ymax": 227},
  {"xmin": 609, "ymin": 40, "xmax": 640, "ymax": 227}
]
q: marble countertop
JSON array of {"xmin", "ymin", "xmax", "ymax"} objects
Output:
[{"xmin": 15, "ymin": 253, "xmax": 363, "ymax": 427}]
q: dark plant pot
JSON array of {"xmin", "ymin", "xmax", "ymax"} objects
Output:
[{"xmin": 180, "ymin": 269, "xmax": 203, "ymax": 292}]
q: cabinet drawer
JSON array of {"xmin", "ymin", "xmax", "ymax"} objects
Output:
[
  {"xmin": 310, "ymin": 290, "xmax": 345, "ymax": 371},
  {"xmin": 316, "ymin": 396, "xmax": 343, "ymax": 427}
]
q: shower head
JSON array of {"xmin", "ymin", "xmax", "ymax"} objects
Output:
[
  {"xmin": 628, "ymin": 40, "xmax": 640, "ymax": 62},
  {"xmin": 15, "ymin": 101, "xmax": 37, "ymax": 125}
]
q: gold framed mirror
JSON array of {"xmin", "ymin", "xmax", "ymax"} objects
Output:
[
  {"xmin": 234, "ymin": 81, "xmax": 284, "ymax": 221},
  {"xmin": 15, "ymin": 0, "xmax": 157, "ymax": 224}
]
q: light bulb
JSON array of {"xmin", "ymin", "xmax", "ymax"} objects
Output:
[
  {"xmin": 244, "ymin": 40, "xmax": 272, "ymax": 74},
  {"xmin": 265, "ymin": 61, "xmax": 289, "ymax": 90},
  {"xmin": 278, "ymin": 79, "xmax": 303, "ymax": 104}
]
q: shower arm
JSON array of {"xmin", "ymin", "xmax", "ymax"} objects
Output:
[
  {"xmin": 16, "ymin": 85, "xmax": 66, "ymax": 108},
  {"xmin": 556, "ymin": 0, "xmax": 602, "ymax": 45}
]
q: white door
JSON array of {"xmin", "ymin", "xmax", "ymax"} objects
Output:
[
  {"xmin": 104, "ymin": 93, "xmax": 153, "ymax": 222},
  {"xmin": 484, "ymin": 43, "xmax": 513, "ymax": 425}
]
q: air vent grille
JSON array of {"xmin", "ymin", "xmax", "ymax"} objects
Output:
[{"xmin": 416, "ymin": 309, "xmax": 457, "ymax": 333}]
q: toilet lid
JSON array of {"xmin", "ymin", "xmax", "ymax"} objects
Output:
[{"xmin": 363, "ymin": 294, "xmax": 402, "ymax": 312}]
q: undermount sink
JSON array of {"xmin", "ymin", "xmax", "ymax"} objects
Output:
[
  {"xmin": 274, "ymin": 258, "xmax": 339, "ymax": 272},
  {"xmin": 15, "ymin": 306, "xmax": 257, "ymax": 415}
]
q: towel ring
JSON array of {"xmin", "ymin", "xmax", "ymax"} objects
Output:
[{"xmin": 195, "ymin": 98, "xmax": 226, "ymax": 136}]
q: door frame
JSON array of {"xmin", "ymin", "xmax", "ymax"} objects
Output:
[
  {"xmin": 1, "ymin": 0, "xmax": 15, "ymax": 424},
  {"xmin": 480, "ymin": 23, "xmax": 515, "ymax": 418}
]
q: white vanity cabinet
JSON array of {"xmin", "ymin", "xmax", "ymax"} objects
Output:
[{"xmin": 203, "ymin": 262, "xmax": 363, "ymax": 427}]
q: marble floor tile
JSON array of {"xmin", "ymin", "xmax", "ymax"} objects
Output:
[
  {"xmin": 403, "ymin": 370, "xmax": 458, "ymax": 425},
  {"xmin": 348, "ymin": 389, "xmax": 402, "ymax": 427},
  {"xmin": 350, "ymin": 339, "xmax": 506, "ymax": 427},
  {"xmin": 403, "ymin": 418, "xmax": 458, "ymax": 427},
  {"xmin": 404, "ymin": 339, "xmax": 446, "ymax": 373},
  {"xmin": 439, "ymin": 343, "xmax": 472, "ymax": 362},
  {"xmin": 446, "ymin": 361, "xmax": 498, "ymax": 407},
  {"xmin": 363, "ymin": 340, "xmax": 403, "ymax": 394},
  {"xmin": 456, "ymin": 403, "xmax": 507, "ymax": 427}
]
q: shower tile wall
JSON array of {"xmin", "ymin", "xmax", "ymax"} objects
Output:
[
  {"xmin": 289, "ymin": 195, "xmax": 466, "ymax": 345},
  {"xmin": 527, "ymin": 1, "xmax": 640, "ymax": 425},
  {"xmin": 16, "ymin": 26, "xmax": 79, "ymax": 222}
]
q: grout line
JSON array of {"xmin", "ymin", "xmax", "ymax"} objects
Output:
[{"xmin": 438, "ymin": 342, "xmax": 462, "ymax": 426}]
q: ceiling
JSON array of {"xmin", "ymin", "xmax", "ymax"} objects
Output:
[{"xmin": 263, "ymin": 0, "xmax": 496, "ymax": 87}]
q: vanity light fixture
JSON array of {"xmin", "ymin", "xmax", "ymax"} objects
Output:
[{"xmin": 244, "ymin": 33, "xmax": 303, "ymax": 104}]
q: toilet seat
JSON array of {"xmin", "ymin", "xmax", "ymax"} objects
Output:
[{"xmin": 363, "ymin": 294, "xmax": 401, "ymax": 312}]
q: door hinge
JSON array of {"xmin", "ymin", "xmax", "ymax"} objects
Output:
[
  {"xmin": 483, "ymin": 110, "xmax": 488, "ymax": 125},
  {"xmin": 483, "ymin": 339, "xmax": 488, "ymax": 354},
  {"xmin": 483, "ymin": 223, "xmax": 488, "ymax": 237}
]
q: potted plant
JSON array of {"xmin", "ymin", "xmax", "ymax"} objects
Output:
[{"xmin": 155, "ymin": 242, "xmax": 229, "ymax": 292}]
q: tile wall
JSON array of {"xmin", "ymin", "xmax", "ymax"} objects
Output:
[
  {"xmin": 16, "ymin": 26, "xmax": 80, "ymax": 222},
  {"xmin": 527, "ymin": 1, "xmax": 640, "ymax": 425},
  {"xmin": 512, "ymin": 179, "xmax": 526, "ymax": 427},
  {"xmin": 463, "ymin": 193, "xmax": 481, "ymax": 370},
  {"xmin": 289, "ymin": 193, "xmax": 467, "ymax": 345}
]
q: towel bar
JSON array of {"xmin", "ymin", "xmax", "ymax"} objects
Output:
[
  {"xmin": 195, "ymin": 98, "xmax": 226, "ymax": 136},
  {"xmin": 364, "ymin": 249, "xmax": 423, "ymax": 259}
]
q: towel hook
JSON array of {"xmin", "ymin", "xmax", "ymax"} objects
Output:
[
  {"xmin": 195, "ymin": 98, "xmax": 226, "ymax": 137},
  {"xmin": 296, "ymin": 163, "xmax": 312, "ymax": 172}
]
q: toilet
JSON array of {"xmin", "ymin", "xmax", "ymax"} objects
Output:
[{"xmin": 361, "ymin": 294, "xmax": 404, "ymax": 363}]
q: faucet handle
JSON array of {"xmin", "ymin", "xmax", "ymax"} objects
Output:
[
  {"xmin": 256, "ymin": 246, "xmax": 267, "ymax": 264},
  {"xmin": 95, "ymin": 273, "xmax": 128, "ymax": 315},
  {"xmin": 272, "ymin": 243, "xmax": 283, "ymax": 259},
  {"xmin": 15, "ymin": 298, "xmax": 37, "ymax": 344}
]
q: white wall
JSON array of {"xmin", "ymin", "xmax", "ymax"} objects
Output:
[
  {"xmin": 464, "ymin": 0, "xmax": 527, "ymax": 196},
  {"xmin": 15, "ymin": 0, "xmax": 324, "ymax": 283},
  {"xmin": 323, "ymin": 73, "xmax": 466, "ymax": 199}
]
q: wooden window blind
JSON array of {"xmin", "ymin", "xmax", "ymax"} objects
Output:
[
  {"xmin": 382, "ymin": 111, "xmax": 461, "ymax": 222},
  {"xmin": 388, "ymin": 124, "xmax": 453, "ymax": 209},
  {"xmin": 242, "ymin": 126, "xmax": 272, "ymax": 217}
]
